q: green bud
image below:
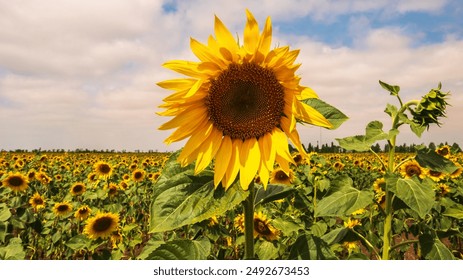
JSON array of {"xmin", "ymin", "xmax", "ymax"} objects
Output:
[{"xmin": 411, "ymin": 83, "xmax": 450, "ymax": 129}]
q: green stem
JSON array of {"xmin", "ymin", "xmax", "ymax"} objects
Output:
[
  {"xmin": 352, "ymin": 228, "xmax": 381, "ymax": 260},
  {"xmin": 390, "ymin": 239, "xmax": 419, "ymax": 252},
  {"xmin": 243, "ymin": 183, "xmax": 255, "ymax": 259}
]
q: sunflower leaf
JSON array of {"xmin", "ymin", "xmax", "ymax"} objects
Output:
[
  {"xmin": 419, "ymin": 234, "xmax": 456, "ymax": 260},
  {"xmin": 391, "ymin": 177, "xmax": 435, "ymax": 219},
  {"xmin": 379, "ymin": 80, "xmax": 400, "ymax": 96},
  {"xmin": 301, "ymin": 98, "xmax": 348, "ymax": 130},
  {"xmin": 288, "ymin": 233, "xmax": 337, "ymax": 260},
  {"xmin": 143, "ymin": 237, "xmax": 211, "ymax": 260},
  {"xmin": 336, "ymin": 121, "xmax": 391, "ymax": 152},
  {"xmin": 149, "ymin": 150, "xmax": 248, "ymax": 233},
  {"xmin": 314, "ymin": 175, "xmax": 374, "ymax": 217},
  {"xmin": 415, "ymin": 145, "xmax": 458, "ymax": 173},
  {"xmin": 254, "ymin": 184, "xmax": 295, "ymax": 206}
]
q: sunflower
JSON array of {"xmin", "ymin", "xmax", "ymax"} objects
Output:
[
  {"xmin": 372, "ymin": 177, "xmax": 386, "ymax": 192},
  {"xmin": 436, "ymin": 145, "xmax": 451, "ymax": 158},
  {"xmin": 2, "ymin": 172, "xmax": 29, "ymax": 192},
  {"xmin": 400, "ymin": 160, "xmax": 425, "ymax": 179},
  {"xmin": 333, "ymin": 161, "xmax": 345, "ymax": 170},
  {"xmin": 70, "ymin": 182, "xmax": 86, "ymax": 196},
  {"xmin": 253, "ymin": 212, "xmax": 280, "ymax": 241},
  {"xmin": 107, "ymin": 183, "xmax": 118, "ymax": 197},
  {"xmin": 450, "ymin": 163, "xmax": 463, "ymax": 179},
  {"xmin": 426, "ymin": 169, "xmax": 445, "ymax": 182},
  {"xmin": 344, "ymin": 217, "xmax": 361, "ymax": 229},
  {"xmin": 269, "ymin": 167, "xmax": 294, "ymax": 185},
  {"xmin": 74, "ymin": 205, "xmax": 92, "ymax": 221},
  {"xmin": 93, "ymin": 161, "xmax": 112, "ymax": 178},
  {"xmin": 83, "ymin": 212, "xmax": 120, "ymax": 239},
  {"xmin": 53, "ymin": 201, "xmax": 73, "ymax": 217},
  {"xmin": 131, "ymin": 169, "xmax": 145, "ymax": 182},
  {"xmin": 29, "ymin": 192, "xmax": 46, "ymax": 211},
  {"xmin": 436, "ymin": 183, "xmax": 451, "ymax": 196},
  {"xmin": 234, "ymin": 213, "xmax": 245, "ymax": 232},
  {"xmin": 157, "ymin": 10, "xmax": 332, "ymax": 190}
]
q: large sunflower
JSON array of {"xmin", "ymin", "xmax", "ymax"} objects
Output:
[
  {"xmin": 83, "ymin": 212, "xmax": 120, "ymax": 239},
  {"xmin": 158, "ymin": 10, "xmax": 332, "ymax": 190}
]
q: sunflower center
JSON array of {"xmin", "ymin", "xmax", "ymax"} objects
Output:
[
  {"xmin": 73, "ymin": 185, "xmax": 84, "ymax": 193},
  {"xmin": 8, "ymin": 176, "xmax": 24, "ymax": 187},
  {"xmin": 98, "ymin": 164, "xmax": 111, "ymax": 174},
  {"xmin": 206, "ymin": 63, "xmax": 285, "ymax": 140},
  {"xmin": 406, "ymin": 165, "xmax": 421, "ymax": 176},
  {"xmin": 93, "ymin": 217, "xmax": 114, "ymax": 232},
  {"xmin": 57, "ymin": 205, "xmax": 70, "ymax": 212},
  {"xmin": 254, "ymin": 219, "xmax": 271, "ymax": 235},
  {"xmin": 275, "ymin": 170, "xmax": 289, "ymax": 181}
]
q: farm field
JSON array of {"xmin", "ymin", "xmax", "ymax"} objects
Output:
[{"xmin": 1, "ymin": 148, "xmax": 462, "ymax": 260}]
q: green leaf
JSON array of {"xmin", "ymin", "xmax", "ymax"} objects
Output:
[
  {"xmin": 392, "ymin": 178, "xmax": 435, "ymax": 218},
  {"xmin": 443, "ymin": 206, "xmax": 463, "ymax": 220},
  {"xmin": 321, "ymin": 227, "xmax": 349, "ymax": 246},
  {"xmin": 0, "ymin": 203, "xmax": 11, "ymax": 222},
  {"xmin": 254, "ymin": 184, "xmax": 294, "ymax": 206},
  {"xmin": 415, "ymin": 145, "xmax": 458, "ymax": 174},
  {"xmin": 384, "ymin": 103, "xmax": 398, "ymax": 118},
  {"xmin": 301, "ymin": 98, "xmax": 348, "ymax": 130},
  {"xmin": 289, "ymin": 234, "xmax": 337, "ymax": 260},
  {"xmin": 419, "ymin": 234, "xmax": 455, "ymax": 260},
  {"xmin": 315, "ymin": 175, "xmax": 374, "ymax": 217},
  {"xmin": 144, "ymin": 237, "xmax": 211, "ymax": 260},
  {"xmin": 0, "ymin": 238, "xmax": 25, "ymax": 260},
  {"xmin": 336, "ymin": 121, "xmax": 391, "ymax": 152},
  {"xmin": 137, "ymin": 234, "xmax": 165, "ymax": 260},
  {"xmin": 65, "ymin": 234, "xmax": 91, "ymax": 251},
  {"xmin": 272, "ymin": 217, "xmax": 303, "ymax": 236},
  {"xmin": 149, "ymin": 151, "xmax": 248, "ymax": 233},
  {"xmin": 379, "ymin": 80, "xmax": 400, "ymax": 96},
  {"xmin": 255, "ymin": 239, "xmax": 279, "ymax": 260}
]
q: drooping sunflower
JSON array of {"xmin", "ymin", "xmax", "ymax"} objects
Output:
[
  {"xmin": 2, "ymin": 172, "xmax": 29, "ymax": 192},
  {"xmin": 426, "ymin": 168, "xmax": 446, "ymax": 182},
  {"xmin": 70, "ymin": 182, "xmax": 86, "ymax": 196},
  {"xmin": 269, "ymin": 167, "xmax": 294, "ymax": 185},
  {"xmin": 253, "ymin": 212, "xmax": 280, "ymax": 241},
  {"xmin": 29, "ymin": 192, "xmax": 46, "ymax": 211},
  {"xmin": 157, "ymin": 10, "xmax": 332, "ymax": 190},
  {"xmin": 83, "ymin": 212, "xmax": 120, "ymax": 239},
  {"xmin": 74, "ymin": 205, "xmax": 92, "ymax": 221},
  {"xmin": 53, "ymin": 201, "xmax": 73, "ymax": 217},
  {"xmin": 93, "ymin": 161, "xmax": 112, "ymax": 178},
  {"xmin": 400, "ymin": 160, "xmax": 425, "ymax": 179}
]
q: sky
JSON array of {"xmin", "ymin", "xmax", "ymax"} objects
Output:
[{"xmin": 0, "ymin": 0, "xmax": 462, "ymax": 152}]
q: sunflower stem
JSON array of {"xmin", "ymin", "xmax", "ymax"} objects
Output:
[{"xmin": 243, "ymin": 183, "xmax": 255, "ymax": 259}]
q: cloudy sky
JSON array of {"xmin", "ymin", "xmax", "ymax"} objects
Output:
[{"xmin": 1, "ymin": 0, "xmax": 462, "ymax": 152}]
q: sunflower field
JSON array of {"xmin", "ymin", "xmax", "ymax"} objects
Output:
[{"xmin": 0, "ymin": 146, "xmax": 462, "ymax": 260}]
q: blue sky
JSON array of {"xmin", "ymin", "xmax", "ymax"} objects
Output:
[{"xmin": 0, "ymin": 0, "xmax": 462, "ymax": 152}]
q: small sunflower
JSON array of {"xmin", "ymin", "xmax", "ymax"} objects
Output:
[
  {"xmin": 344, "ymin": 217, "xmax": 361, "ymax": 229},
  {"xmin": 450, "ymin": 163, "xmax": 463, "ymax": 179},
  {"xmin": 372, "ymin": 177, "xmax": 386, "ymax": 192},
  {"xmin": 157, "ymin": 9, "xmax": 333, "ymax": 191},
  {"xmin": 269, "ymin": 167, "xmax": 294, "ymax": 185},
  {"xmin": 253, "ymin": 212, "xmax": 280, "ymax": 241},
  {"xmin": 53, "ymin": 201, "xmax": 73, "ymax": 217},
  {"xmin": 107, "ymin": 183, "xmax": 118, "ymax": 197},
  {"xmin": 333, "ymin": 161, "xmax": 345, "ymax": 170},
  {"xmin": 110, "ymin": 230, "xmax": 123, "ymax": 249},
  {"xmin": 400, "ymin": 160, "xmax": 425, "ymax": 179},
  {"xmin": 2, "ymin": 172, "xmax": 29, "ymax": 192},
  {"xmin": 70, "ymin": 182, "xmax": 86, "ymax": 196},
  {"xmin": 436, "ymin": 183, "xmax": 451, "ymax": 196},
  {"xmin": 234, "ymin": 213, "xmax": 245, "ymax": 232},
  {"xmin": 436, "ymin": 145, "xmax": 451, "ymax": 158},
  {"xmin": 74, "ymin": 205, "xmax": 92, "ymax": 221},
  {"xmin": 131, "ymin": 169, "xmax": 145, "ymax": 182},
  {"xmin": 93, "ymin": 161, "xmax": 112, "ymax": 178},
  {"xmin": 426, "ymin": 169, "xmax": 445, "ymax": 182},
  {"xmin": 84, "ymin": 212, "xmax": 120, "ymax": 239},
  {"xmin": 29, "ymin": 192, "xmax": 46, "ymax": 211}
]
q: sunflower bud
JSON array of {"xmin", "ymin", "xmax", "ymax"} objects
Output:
[{"xmin": 411, "ymin": 83, "xmax": 450, "ymax": 128}]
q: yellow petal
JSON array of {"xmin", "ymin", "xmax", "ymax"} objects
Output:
[
  {"xmin": 184, "ymin": 79, "xmax": 203, "ymax": 98},
  {"xmin": 164, "ymin": 116, "xmax": 208, "ymax": 145},
  {"xmin": 158, "ymin": 105, "xmax": 206, "ymax": 130},
  {"xmin": 239, "ymin": 137, "xmax": 260, "ymax": 190},
  {"xmin": 223, "ymin": 139, "xmax": 241, "ymax": 190},
  {"xmin": 261, "ymin": 130, "xmax": 276, "ymax": 171},
  {"xmin": 244, "ymin": 9, "xmax": 259, "ymax": 54},
  {"xmin": 178, "ymin": 122, "xmax": 213, "ymax": 165},
  {"xmin": 214, "ymin": 15, "xmax": 238, "ymax": 53},
  {"xmin": 214, "ymin": 136, "xmax": 232, "ymax": 187},
  {"xmin": 195, "ymin": 128, "xmax": 223, "ymax": 175},
  {"xmin": 258, "ymin": 162, "xmax": 270, "ymax": 190},
  {"xmin": 300, "ymin": 87, "xmax": 319, "ymax": 99},
  {"xmin": 257, "ymin": 16, "xmax": 272, "ymax": 57},
  {"xmin": 296, "ymin": 101, "xmax": 333, "ymax": 128},
  {"xmin": 190, "ymin": 38, "xmax": 226, "ymax": 68},
  {"xmin": 163, "ymin": 60, "xmax": 210, "ymax": 79},
  {"xmin": 157, "ymin": 78, "xmax": 197, "ymax": 91},
  {"xmin": 273, "ymin": 128, "xmax": 295, "ymax": 166}
]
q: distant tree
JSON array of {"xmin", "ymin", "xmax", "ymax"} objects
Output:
[{"xmin": 428, "ymin": 142, "xmax": 436, "ymax": 151}]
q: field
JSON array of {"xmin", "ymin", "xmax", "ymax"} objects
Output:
[{"xmin": 1, "ymin": 148, "xmax": 462, "ymax": 260}]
